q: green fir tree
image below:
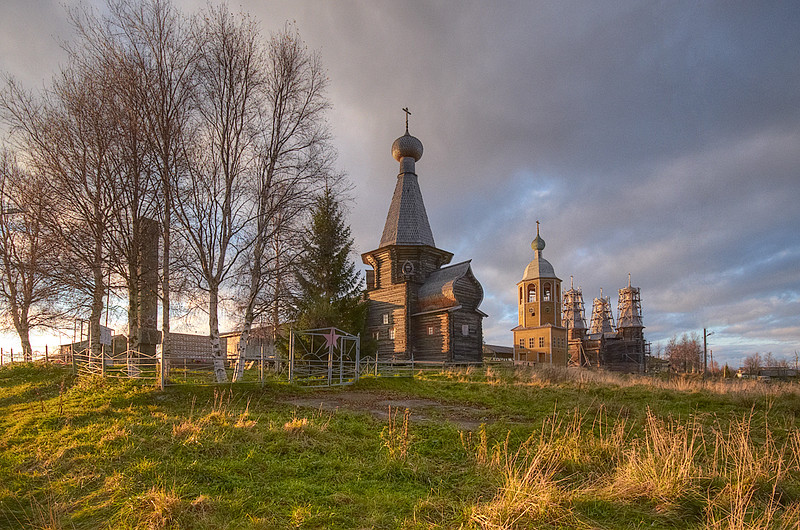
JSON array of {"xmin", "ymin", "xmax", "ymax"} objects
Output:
[{"xmin": 293, "ymin": 187, "xmax": 367, "ymax": 335}]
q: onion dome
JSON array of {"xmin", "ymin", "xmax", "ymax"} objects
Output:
[
  {"xmin": 532, "ymin": 233, "xmax": 545, "ymax": 252},
  {"xmin": 531, "ymin": 219, "xmax": 545, "ymax": 251},
  {"xmin": 522, "ymin": 221, "xmax": 557, "ymax": 280},
  {"xmin": 392, "ymin": 133, "xmax": 423, "ymax": 162}
]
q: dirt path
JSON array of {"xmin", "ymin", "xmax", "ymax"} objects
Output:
[{"xmin": 281, "ymin": 390, "xmax": 496, "ymax": 430}]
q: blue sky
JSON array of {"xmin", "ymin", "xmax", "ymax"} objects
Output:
[{"xmin": 2, "ymin": 1, "xmax": 799, "ymax": 367}]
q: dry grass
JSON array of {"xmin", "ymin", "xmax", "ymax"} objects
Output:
[
  {"xmin": 283, "ymin": 415, "xmax": 311, "ymax": 434},
  {"xmin": 140, "ymin": 487, "xmax": 185, "ymax": 530},
  {"xmin": 381, "ymin": 406, "xmax": 412, "ymax": 461},
  {"xmin": 171, "ymin": 391, "xmax": 257, "ymax": 443},
  {"xmin": 282, "ymin": 406, "xmax": 333, "ymax": 435},
  {"xmin": 461, "ymin": 393, "xmax": 800, "ymax": 529},
  {"xmin": 466, "ymin": 363, "xmax": 800, "ymax": 400},
  {"xmin": 612, "ymin": 409, "xmax": 704, "ymax": 510},
  {"xmin": 471, "ymin": 446, "xmax": 569, "ymax": 529}
]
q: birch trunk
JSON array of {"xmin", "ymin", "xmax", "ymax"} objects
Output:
[
  {"xmin": 208, "ymin": 282, "xmax": 227, "ymax": 382},
  {"xmin": 161, "ymin": 187, "xmax": 171, "ymax": 378},
  {"xmin": 232, "ymin": 314, "xmax": 252, "ymax": 381},
  {"xmin": 233, "ymin": 234, "xmax": 263, "ymax": 381},
  {"xmin": 19, "ymin": 325, "xmax": 32, "ymax": 362},
  {"xmin": 90, "ymin": 267, "xmax": 104, "ymax": 369}
]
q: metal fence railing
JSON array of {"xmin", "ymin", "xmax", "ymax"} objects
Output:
[
  {"xmin": 72, "ymin": 348, "xmax": 161, "ymax": 384},
  {"xmin": 288, "ymin": 328, "xmax": 360, "ymax": 387}
]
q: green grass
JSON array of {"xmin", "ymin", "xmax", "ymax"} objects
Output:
[{"xmin": 1, "ymin": 362, "xmax": 800, "ymax": 528}]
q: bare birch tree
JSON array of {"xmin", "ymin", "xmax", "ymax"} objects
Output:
[
  {"xmin": 1, "ymin": 61, "xmax": 118, "ymax": 365},
  {"xmin": 231, "ymin": 26, "xmax": 335, "ymax": 380},
  {"xmin": 105, "ymin": 0, "xmax": 198, "ymax": 365},
  {"xmin": 175, "ymin": 6, "xmax": 262, "ymax": 382},
  {"xmin": 68, "ymin": 1, "xmax": 197, "ymax": 367},
  {"xmin": 0, "ymin": 150, "xmax": 68, "ymax": 360}
]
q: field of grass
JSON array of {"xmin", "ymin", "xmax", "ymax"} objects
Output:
[{"xmin": 2, "ymin": 362, "xmax": 800, "ymax": 528}]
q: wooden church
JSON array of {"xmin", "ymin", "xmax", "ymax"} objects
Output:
[{"xmin": 362, "ymin": 115, "xmax": 486, "ymax": 363}]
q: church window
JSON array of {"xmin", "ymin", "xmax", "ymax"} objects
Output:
[
  {"xmin": 373, "ymin": 331, "xmax": 380, "ymax": 341},
  {"xmin": 528, "ymin": 337, "xmax": 535, "ymax": 348},
  {"xmin": 389, "ymin": 327, "xmax": 395, "ymax": 340},
  {"xmin": 462, "ymin": 324, "xmax": 469, "ymax": 336},
  {"xmin": 539, "ymin": 337, "xmax": 545, "ymax": 348},
  {"xmin": 383, "ymin": 313, "xmax": 389, "ymax": 325},
  {"xmin": 427, "ymin": 326, "xmax": 434, "ymax": 336},
  {"xmin": 518, "ymin": 338, "xmax": 524, "ymax": 348},
  {"xmin": 528, "ymin": 285, "xmax": 536, "ymax": 303},
  {"xmin": 519, "ymin": 287, "xmax": 523, "ymax": 303},
  {"xmin": 543, "ymin": 283, "xmax": 551, "ymax": 301}
]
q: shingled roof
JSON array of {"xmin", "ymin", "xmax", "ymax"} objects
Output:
[
  {"xmin": 379, "ymin": 172, "xmax": 435, "ymax": 247},
  {"xmin": 417, "ymin": 260, "xmax": 483, "ymax": 313}
]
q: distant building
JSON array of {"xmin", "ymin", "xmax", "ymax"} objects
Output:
[
  {"xmin": 511, "ymin": 225, "xmax": 648, "ymax": 372},
  {"xmin": 362, "ymin": 119, "xmax": 486, "ymax": 363},
  {"xmin": 483, "ymin": 344, "xmax": 514, "ymax": 361},
  {"xmin": 511, "ymin": 224, "xmax": 569, "ymax": 365},
  {"xmin": 737, "ymin": 366, "xmax": 798, "ymax": 380},
  {"xmin": 572, "ymin": 276, "xmax": 648, "ymax": 373}
]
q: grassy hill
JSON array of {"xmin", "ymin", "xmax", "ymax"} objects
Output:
[{"xmin": 1, "ymin": 363, "xmax": 800, "ymax": 529}]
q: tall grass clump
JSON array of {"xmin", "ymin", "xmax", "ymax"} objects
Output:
[
  {"xmin": 381, "ymin": 406, "xmax": 411, "ymax": 461},
  {"xmin": 612, "ymin": 408, "xmax": 704, "ymax": 511},
  {"xmin": 470, "ymin": 433, "xmax": 570, "ymax": 529},
  {"xmin": 467, "ymin": 407, "xmax": 627, "ymax": 528},
  {"xmin": 704, "ymin": 412, "xmax": 800, "ymax": 528}
]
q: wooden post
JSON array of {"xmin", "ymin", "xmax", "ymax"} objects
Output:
[
  {"xmin": 259, "ymin": 339, "xmax": 264, "ymax": 387},
  {"xmin": 45, "ymin": 345, "xmax": 49, "ymax": 363},
  {"xmin": 1, "ymin": 348, "xmax": 3, "ymax": 366},
  {"xmin": 355, "ymin": 334, "xmax": 361, "ymax": 383},
  {"xmin": 10, "ymin": 348, "xmax": 13, "ymax": 363},
  {"xmin": 159, "ymin": 352, "xmax": 165, "ymax": 390},
  {"xmin": 288, "ymin": 330, "xmax": 294, "ymax": 384}
]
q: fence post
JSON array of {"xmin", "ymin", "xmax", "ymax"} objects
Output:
[
  {"xmin": 288, "ymin": 330, "xmax": 294, "ymax": 384},
  {"xmin": 327, "ymin": 332, "xmax": 334, "ymax": 386},
  {"xmin": 355, "ymin": 334, "xmax": 361, "ymax": 382},
  {"xmin": 45, "ymin": 345, "xmax": 49, "ymax": 363},
  {"xmin": 159, "ymin": 351, "xmax": 165, "ymax": 390},
  {"xmin": 1, "ymin": 348, "xmax": 3, "ymax": 366},
  {"xmin": 260, "ymin": 340, "xmax": 264, "ymax": 387},
  {"xmin": 10, "ymin": 348, "xmax": 13, "ymax": 363}
]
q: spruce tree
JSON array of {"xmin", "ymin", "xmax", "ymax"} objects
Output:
[{"xmin": 293, "ymin": 187, "xmax": 366, "ymax": 334}]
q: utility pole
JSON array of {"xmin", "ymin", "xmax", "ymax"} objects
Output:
[{"xmin": 703, "ymin": 329, "xmax": 715, "ymax": 379}]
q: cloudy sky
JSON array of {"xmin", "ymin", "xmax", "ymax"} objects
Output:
[{"xmin": 2, "ymin": 1, "xmax": 799, "ymax": 366}]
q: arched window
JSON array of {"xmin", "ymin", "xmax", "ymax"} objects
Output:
[
  {"xmin": 527, "ymin": 285, "xmax": 537, "ymax": 303},
  {"xmin": 556, "ymin": 284, "xmax": 560, "ymax": 301},
  {"xmin": 519, "ymin": 286, "xmax": 523, "ymax": 303},
  {"xmin": 543, "ymin": 283, "xmax": 551, "ymax": 301}
]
